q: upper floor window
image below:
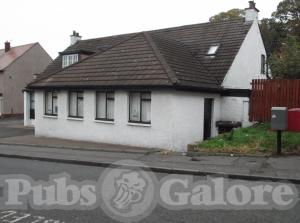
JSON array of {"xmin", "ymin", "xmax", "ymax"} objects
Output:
[
  {"xmin": 62, "ymin": 54, "xmax": 79, "ymax": 68},
  {"xmin": 45, "ymin": 91, "xmax": 58, "ymax": 116},
  {"xmin": 96, "ymin": 92, "xmax": 114, "ymax": 121},
  {"xmin": 207, "ymin": 45, "xmax": 219, "ymax": 56},
  {"xmin": 261, "ymin": 54, "xmax": 266, "ymax": 74},
  {"xmin": 129, "ymin": 92, "xmax": 151, "ymax": 124},
  {"xmin": 69, "ymin": 91, "xmax": 83, "ymax": 118}
]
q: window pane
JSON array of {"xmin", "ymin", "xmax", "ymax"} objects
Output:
[
  {"xmin": 261, "ymin": 55, "xmax": 266, "ymax": 74},
  {"xmin": 107, "ymin": 92, "xmax": 114, "ymax": 99},
  {"xmin": 207, "ymin": 45, "xmax": 219, "ymax": 55},
  {"xmin": 69, "ymin": 92, "xmax": 77, "ymax": 116},
  {"xmin": 107, "ymin": 99, "xmax": 114, "ymax": 120},
  {"xmin": 141, "ymin": 93, "xmax": 151, "ymax": 100},
  {"xmin": 130, "ymin": 93, "xmax": 140, "ymax": 122},
  {"xmin": 30, "ymin": 92, "xmax": 35, "ymax": 109},
  {"xmin": 141, "ymin": 100, "xmax": 151, "ymax": 123},
  {"xmin": 78, "ymin": 97, "xmax": 84, "ymax": 117},
  {"xmin": 74, "ymin": 54, "xmax": 78, "ymax": 63},
  {"xmin": 96, "ymin": 93, "xmax": 106, "ymax": 119},
  {"xmin": 63, "ymin": 54, "xmax": 79, "ymax": 68},
  {"xmin": 53, "ymin": 97, "xmax": 58, "ymax": 115},
  {"xmin": 78, "ymin": 92, "xmax": 83, "ymax": 99},
  {"xmin": 62, "ymin": 56, "xmax": 67, "ymax": 68},
  {"xmin": 46, "ymin": 92, "xmax": 53, "ymax": 114}
]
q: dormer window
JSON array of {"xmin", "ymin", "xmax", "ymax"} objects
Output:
[
  {"xmin": 62, "ymin": 54, "xmax": 79, "ymax": 68},
  {"xmin": 207, "ymin": 45, "xmax": 219, "ymax": 56}
]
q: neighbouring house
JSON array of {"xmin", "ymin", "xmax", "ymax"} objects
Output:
[
  {"xmin": 0, "ymin": 42, "xmax": 52, "ymax": 117},
  {"xmin": 24, "ymin": 1, "xmax": 267, "ymax": 151}
]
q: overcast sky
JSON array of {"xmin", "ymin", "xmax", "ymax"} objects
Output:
[{"xmin": 1, "ymin": 0, "xmax": 282, "ymax": 58}]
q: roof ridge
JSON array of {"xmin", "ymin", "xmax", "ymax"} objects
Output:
[
  {"xmin": 143, "ymin": 32, "xmax": 179, "ymax": 86},
  {"xmin": 28, "ymin": 34, "xmax": 141, "ymax": 87},
  {"xmin": 75, "ymin": 19, "xmax": 247, "ymax": 44},
  {"xmin": 0, "ymin": 42, "xmax": 37, "ymax": 51}
]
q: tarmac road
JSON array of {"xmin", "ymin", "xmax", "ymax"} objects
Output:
[{"xmin": 0, "ymin": 156, "xmax": 299, "ymax": 223}]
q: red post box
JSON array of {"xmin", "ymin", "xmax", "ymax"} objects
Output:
[{"xmin": 288, "ymin": 108, "xmax": 300, "ymax": 132}]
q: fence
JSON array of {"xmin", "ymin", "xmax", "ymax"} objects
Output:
[{"xmin": 250, "ymin": 79, "xmax": 300, "ymax": 122}]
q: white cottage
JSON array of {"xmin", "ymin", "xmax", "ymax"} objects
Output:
[{"xmin": 24, "ymin": 2, "xmax": 266, "ymax": 151}]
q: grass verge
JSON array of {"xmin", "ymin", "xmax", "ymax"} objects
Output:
[{"xmin": 196, "ymin": 123, "xmax": 300, "ymax": 155}]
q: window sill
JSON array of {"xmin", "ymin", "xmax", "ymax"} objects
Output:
[
  {"xmin": 67, "ymin": 117, "xmax": 84, "ymax": 121},
  {"xmin": 94, "ymin": 119, "xmax": 115, "ymax": 124},
  {"xmin": 127, "ymin": 122, "xmax": 151, "ymax": 127},
  {"xmin": 43, "ymin": 115, "xmax": 58, "ymax": 119}
]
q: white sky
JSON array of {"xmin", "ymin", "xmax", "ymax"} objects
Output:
[{"xmin": 1, "ymin": 0, "xmax": 282, "ymax": 58}]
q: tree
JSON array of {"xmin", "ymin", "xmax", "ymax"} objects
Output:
[
  {"xmin": 260, "ymin": 18, "xmax": 287, "ymax": 56},
  {"xmin": 269, "ymin": 35, "xmax": 300, "ymax": 79},
  {"xmin": 272, "ymin": 0, "xmax": 300, "ymax": 37},
  {"xmin": 209, "ymin": 9, "xmax": 245, "ymax": 23}
]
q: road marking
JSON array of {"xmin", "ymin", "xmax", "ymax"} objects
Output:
[{"xmin": 0, "ymin": 211, "xmax": 65, "ymax": 223}]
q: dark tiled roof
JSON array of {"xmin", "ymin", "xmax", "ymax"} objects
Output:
[
  {"xmin": 30, "ymin": 19, "xmax": 252, "ymax": 91},
  {"xmin": 36, "ymin": 34, "xmax": 135, "ymax": 81}
]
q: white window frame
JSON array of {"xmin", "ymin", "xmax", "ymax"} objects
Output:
[
  {"xmin": 62, "ymin": 54, "xmax": 79, "ymax": 68},
  {"xmin": 96, "ymin": 91, "xmax": 115, "ymax": 121},
  {"xmin": 207, "ymin": 45, "xmax": 220, "ymax": 56},
  {"xmin": 129, "ymin": 92, "xmax": 151, "ymax": 124},
  {"xmin": 45, "ymin": 91, "xmax": 58, "ymax": 116},
  {"xmin": 68, "ymin": 91, "xmax": 84, "ymax": 118}
]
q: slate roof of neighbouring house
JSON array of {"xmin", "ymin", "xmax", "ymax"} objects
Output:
[
  {"xmin": 29, "ymin": 19, "xmax": 253, "ymax": 91},
  {"xmin": 0, "ymin": 43, "xmax": 37, "ymax": 71}
]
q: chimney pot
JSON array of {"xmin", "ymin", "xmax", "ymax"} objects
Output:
[
  {"xmin": 245, "ymin": 1, "xmax": 259, "ymax": 22},
  {"xmin": 4, "ymin": 41, "xmax": 11, "ymax": 52},
  {"xmin": 70, "ymin": 31, "xmax": 82, "ymax": 45},
  {"xmin": 249, "ymin": 1, "xmax": 256, "ymax": 9}
]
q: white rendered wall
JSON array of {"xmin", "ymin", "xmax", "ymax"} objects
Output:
[
  {"xmin": 222, "ymin": 20, "xmax": 267, "ymax": 90},
  {"xmin": 220, "ymin": 20, "xmax": 267, "ymax": 127},
  {"xmin": 34, "ymin": 90, "xmax": 221, "ymax": 151},
  {"xmin": 221, "ymin": 97, "xmax": 251, "ymax": 127}
]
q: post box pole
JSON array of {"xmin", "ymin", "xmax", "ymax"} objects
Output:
[{"xmin": 277, "ymin": 130, "xmax": 282, "ymax": 155}]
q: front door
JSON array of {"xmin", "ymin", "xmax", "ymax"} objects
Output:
[{"xmin": 203, "ymin": 98, "xmax": 214, "ymax": 140}]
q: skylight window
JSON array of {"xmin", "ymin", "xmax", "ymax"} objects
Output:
[{"xmin": 207, "ymin": 45, "xmax": 219, "ymax": 56}]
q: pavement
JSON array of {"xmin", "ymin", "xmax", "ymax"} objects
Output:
[{"xmin": 0, "ymin": 118, "xmax": 300, "ymax": 183}]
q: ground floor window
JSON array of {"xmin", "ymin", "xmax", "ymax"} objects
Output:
[
  {"xmin": 129, "ymin": 92, "xmax": 151, "ymax": 124},
  {"xmin": 69, "ymin": 91, "xmax": 83, "ymax": 118},
  {"xmin": 45, "ymin": 91, "xmax": 58, "ymax": 116},
  {"xmin": 30, "ymin": 91, "xmax": 35, "ymax": 119},
  {"xmin": 96, "ymin": 92, "xmax": 114, "ymax": 121}
]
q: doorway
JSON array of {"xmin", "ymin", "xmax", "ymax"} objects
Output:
[
  {"xmin": 29, "ymin": 91, "xmax": 35, "ymax": 119},
  {"xmin": 203, "ymin": 98, "xmax": 214, "ymax": 140}
]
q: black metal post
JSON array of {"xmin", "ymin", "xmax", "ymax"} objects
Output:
[{"xmin": 277, "ymin": 130, "xmax": 282, "ymax": 155}]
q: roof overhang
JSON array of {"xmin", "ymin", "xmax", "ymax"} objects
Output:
[
  {"xmin": 26, "ymin": 84, "xmax": 222, "ymax": 94},
  {"xmin": 59, "ymin": 49, "xmax": 95, "ymax": 56},
  {"xmin": 221, "ymin": 88, "xmax": 251, "ymax": 97}
]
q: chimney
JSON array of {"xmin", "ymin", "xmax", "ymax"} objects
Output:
[
  {"xmin": 245, "ymin": 1, "xmax": 259, "ymax": 22},
  {"xmin": 4, "ymin": 41, "xmax": 11, "ymax": 52},
  {"xmin": 70, "ymin": 31, "xmax": 82, "ymax": 45}
]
